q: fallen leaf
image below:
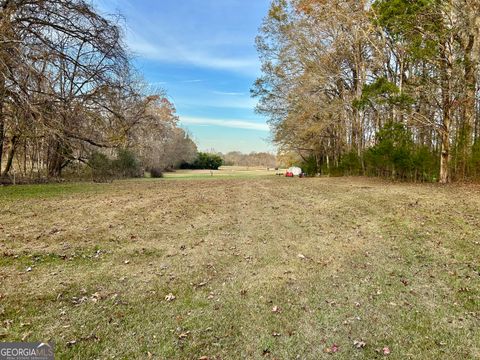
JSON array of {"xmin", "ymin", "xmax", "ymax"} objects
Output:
[
  {"xmin": 165, "ymin": 293, "xmax": 176, "ymax": 302},
  {"xmin": 178, "ymin": 332, "xmax": 189, "ymax": 339},
  {"xmin": 3, "ymin": 320, "xmax": 13, "ymax": 328},
  {"xmin": 81, "ymin": 333, "xmax": 100, "ymax": 342},
  {"xmin": 91, "ymin": 292, "xmax": 101, "ymax": 303},
  {"xmin": 353, "ymin": 340, "xmax": 366, "ymax": 349},
  {"xmin": 324, "ymin": 344, "xmax": 339, "ymax": 353}
]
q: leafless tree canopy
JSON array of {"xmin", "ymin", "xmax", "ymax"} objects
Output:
[
  {"xmin": 254, "ymin": 0, "xmax": 480, "ymax": 182},
  {"xmin": 0, "ymin": 0, "xmax": 197, "ymax": 180}
]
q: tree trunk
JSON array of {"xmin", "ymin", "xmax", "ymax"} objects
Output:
[
  {"xmin": 0, "ymin": 78, "xmax": 5, "ymax": 173},
  {"xmin": 461, "ymin": 34, "xmax": 476, "ymax": 178},
  {"xmin": 0, "ymin": 104, "xmax": 4, "ymax": 173},
  {"xmin": 439, "ymin": 47, "xmax": 452, "ymax": 184},
  {"xmin": 47, "ymin": 139, "xmax": 64, "ymax": 177},
  {"xmin": 439, "ymin": 123, "xmax": 450, "ymax": 184},
  {"xmin": 2, "ymin": 135, "xmax": 17, "ymax": 176}
]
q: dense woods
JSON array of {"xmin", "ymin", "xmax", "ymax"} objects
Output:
[
  {"xmin": 253, "ymin": 0, "xmax": 480, "ymax": 182},
  {"xmin": 0, "ymin": 0, "xmax": 196, "ymax": 182}
]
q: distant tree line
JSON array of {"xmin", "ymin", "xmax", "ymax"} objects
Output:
[
  {"xmin": 253, "ymin": 0, "xmax": 480, "ymax": 182},
  {"xmin": 0, "ymin": 0, "xmax": 196, "ymax": 183},
  {"xmin": 222, "ymin": 151, "xmax": 277, "ymax": 168}
]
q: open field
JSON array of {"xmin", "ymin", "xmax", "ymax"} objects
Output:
[
  {"xmin": 0, "ymin": 175, "xmax": 479, "ymax": 359},
  {"xmin": 162, "ymin": 166, "xmax": 278, "ymax": 180}
]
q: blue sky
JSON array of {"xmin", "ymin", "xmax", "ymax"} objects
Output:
[{"xmin": 95, "ymin": 0, "xmax": 273, "ymax": 153}]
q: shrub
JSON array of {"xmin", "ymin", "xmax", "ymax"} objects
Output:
[
  {"xmin": 88, "ymin": 149, "xmax": 143, "ymax": 182},
  {"xmin": 300, "ymin": 155, "xmax": 319, "ymax": 176},
  {"xmin": 149, "ymin": 167, "xmax": 164, "ymax": 178},
  {"xmin": 412, "ymin": 146, "xmax": 438, "ymax": 182},
  {"xmin": 113, "ymin": 149, "xmax": 143, "ymax": 178},
  {"xmin": 181, "ymin": 152, "xmax": 223, "ymax": 170},
  {"xmin": 88, "ymin": 152, "xmax": 114, "ymax": 182},
  {"xmin": 365, "ymin": 122, "xmax": 415, "ymax": 179},
  {"xmin": 469, "ymin": 141, "xmax": 480, "ymax": 179},
  {"xmin": 338, "ymin": 151, "xmax": 363, "ymax": 176}
]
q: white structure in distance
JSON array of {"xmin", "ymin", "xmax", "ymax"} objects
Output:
[{"xmin": 287, "ymin": 167, "xmax": 302, "ymax": 176}]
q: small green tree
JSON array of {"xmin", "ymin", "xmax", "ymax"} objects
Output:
[
  {"xmin": 469, "ymin": 141, "xmax": 480, "ymax": 179},
  {"xmin": 182, "ymin": 152, "xmax": 223, "ymax": 170},
  {"xmin": 412, "ymin": 146, "xmax": 438, "ymax": 182},
  {"xmin": 300, "ymin": 155, "xmax": 318, "ymax": 176},
  {"xmin": 88, "ymin": 152, "xmax": 114, "ymax": 182},
  {"xmin": 338, "ymin": 151, "xmax": 363, "ymax": 176},
  {"xmin": 113, "ymin": 149, "xmax": 143, "ymax": 178},
  {"xmin": 365, "ymin": 122, "xmax": 414, "ymax": 179}
]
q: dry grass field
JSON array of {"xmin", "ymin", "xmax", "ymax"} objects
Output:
[
  {"xmin": 162, "ymin": 166, "xmax": 277, "ymax": 179},
  {"xmin": 0, "ymin": 173, "xmax": 479, "ymax": 359}
]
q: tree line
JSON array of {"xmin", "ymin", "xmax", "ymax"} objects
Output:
[
  {"xmin": 0, "ymin": 0, "xmax": 196, "ymax": 183},
  {"xmin": 253, "ymin": 0, "xmax": 480, "ymax": 182},
  {"xmin": 222, "ymin": 151, "xmax": 277, "ymax": 168}
]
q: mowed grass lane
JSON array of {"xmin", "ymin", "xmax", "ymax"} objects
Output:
[{"xmin": 0, "ymin": 176, "xmax": 479, "ymax": 359}]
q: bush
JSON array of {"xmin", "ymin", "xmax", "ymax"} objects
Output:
[
  {"xmin": 469, "ymin": 141, "xmax": 480, "ymax": 179},
  {"xmin": 88, "ymin": 149, "xmax": 143, "ymax": 182},
  {"xmin": 363, "ymin": 122, "xmax": 437, "ymax": 181},
  {"xmin": 181, "ymin": 152, "xmax": 223, "ymax": 170},
  {"xmin": 412, "ymin": 146, "xmax": 438, "ymax": 182},
  {"xmin": 88, "ymin": 152, "xmax": 115, "ymax": 182},
  {"xmin": 365, "ymin": 122, "xmax": 414, "ymax": 179},
  {"xmin": 300, "ymin": 155, "xmax": 319, "ymax": 176},
  {"xmin": 149, "ymin": 167, "xmax": 164, "ymax": 178},
  {"xmin": 338, "ymin": 151, "xmax": 363, "ymax": 176},
  {"xmin": 113, "ymin": 149, "xmax": 143, "ymax": 178}
]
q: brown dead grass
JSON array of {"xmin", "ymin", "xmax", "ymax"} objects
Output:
[{"xmin": 0, "ymin": 177, "xmax": 479, "ymax": 359}]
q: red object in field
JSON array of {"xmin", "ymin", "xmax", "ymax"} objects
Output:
[{"xmin": 285, "ymin": 172, "xmax": 294, "ymax": 177}]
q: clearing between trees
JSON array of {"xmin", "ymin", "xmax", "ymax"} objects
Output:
[{"xmin": 0, "ymin": 175, "xmax": 479, "ymax": 359}]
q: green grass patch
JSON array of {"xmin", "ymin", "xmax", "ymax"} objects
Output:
[{"xmin": 0, "ymin": 182, "xmax": 109, "ymax": 200}]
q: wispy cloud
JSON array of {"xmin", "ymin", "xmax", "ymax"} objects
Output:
[
  {"xmin": 128, "ymin": 35, "xmax": 259, "ymax": 74},
  {"xmin": 181, "ymin": 116, "xmax": 269, "ymax": 131},
  {"xmin": 175, "ymin": 96, "xmax": 257, "ymax": 110},
  {"xmin": 95, "ymin": 0, "xmax": 261, "ymax": 75}
]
